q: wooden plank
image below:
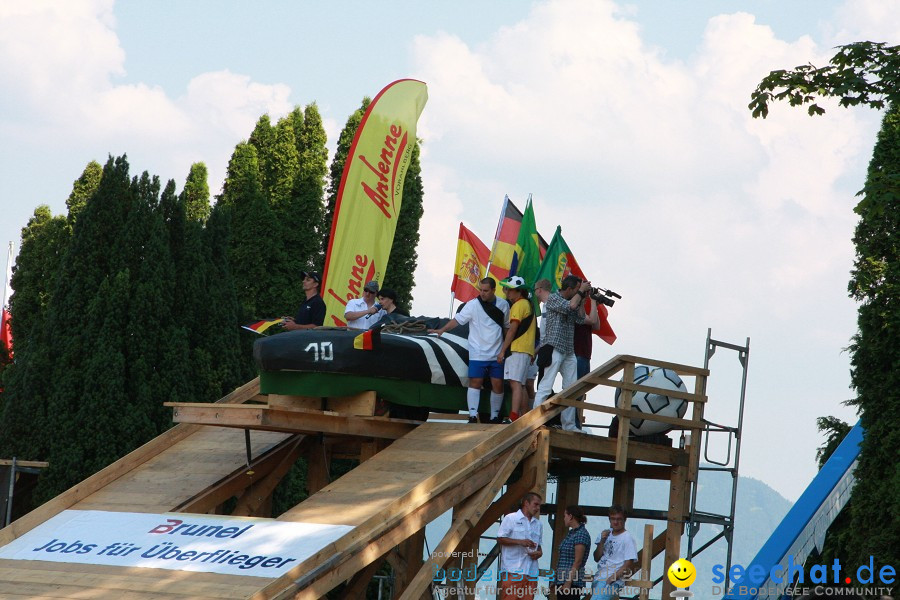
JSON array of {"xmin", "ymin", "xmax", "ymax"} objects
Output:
[
  {"xmin": 639, "ymin": 524, "xmax": 654, "ymax": 600},
  {"xmin": 267, "ymin": 395, "xmax": 321, "ymax": 410},
  {"xmin": 613, "ymin": 355, "xmax": 710, "ymax": 377},
  {"xmin": 616, "ymin": 362, "xmax": 635, "ymax": 472},
  {"xmin": 548, "ymin": 429, "xmax": 688, "ymax": 466},
  {"xmin": 662, "ymin": 465, "xmax": 687, "ymax": 599},
  {"xmin": 0, "ymin": 460, "xmax": 49, "ymax": 468},
  {"xmin": 169, "ymin": 404, "xmax": 418, "ymax": 440},
  {"xmin": 582, "ymin": 378, "xmax": 708, "ymax": 403},
  {"xmin": 552, "ymin": 398, "xmax": 703, "ymax": 431}
]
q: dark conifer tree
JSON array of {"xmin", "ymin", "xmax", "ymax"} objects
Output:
[
  {"xmin": 221, "ymin": 142, "xmax": 276, "ymax": 319},
  {"xmin": 845, "ymin": 104, "xmax": 900, "ymax": 569},
  {"xmin": 296, "ymin": 104, "xmax": 329, "ymax": 272},
  {"xmin": 66, "ymin": 160, "xmax": 103, "ymax": 226},
  {"xmin": 182, "ymin": 162, "xmax": 211, "ymax": 223}
]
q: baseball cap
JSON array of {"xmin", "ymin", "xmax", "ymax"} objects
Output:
[
  {"xmin": 364, "ymin": 280, "xmax": 379, "ymax": 293},
  {"xmin": 301, "ymin": 271, "xmax": 321, "ymax": 283}
]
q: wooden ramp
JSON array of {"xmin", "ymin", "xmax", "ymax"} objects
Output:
[{"xmin": 0, "ymin": 379, "xmax": 297, "ymax": 600}]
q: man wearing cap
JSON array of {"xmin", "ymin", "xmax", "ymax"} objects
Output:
[
  {"xmin": 344, "ymin": 280, "xmax": 386, "ymax": 330},
  {"xmin": 497, "ymin": 276, "xmax": 536, "ymax": 423},
  {"xmin": 429, "ymin": 277, "xmax": 509, "ymax": 423},
  {"xmin": 283, "ymin": 271, "xmax": 326, "ymax": 330}
]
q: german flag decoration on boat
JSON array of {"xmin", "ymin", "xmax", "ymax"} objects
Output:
[
  {"xmin": 241, "ymin": 318, "xmax": 284, "ymax": 335},
  {"xmin": 353, "ymin": 326, "xmax": 382, "ymax": 351}
]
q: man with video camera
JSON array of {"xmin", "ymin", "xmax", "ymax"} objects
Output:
[{"xmin": 532, "ymin": 275, "xmax": 592, "ymax": 431}]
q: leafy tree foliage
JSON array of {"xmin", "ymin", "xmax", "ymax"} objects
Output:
[
  {"xmin": 815, "ymin": 416, "xmax": 852, "ymax": 469},
  {"xmin": 751, "ymin": 44, "xmax": 900, "ymax": 570},
  {"xmin": 296, "ymin": 104, "xmax": 329, "ymax": 272},
  {"xmin": 1, "ymin": 155, "xmax": 246, "ymax": 502},
  {"xmin": 182, "ymin": 162, "xmax": 211, "ymax": 222},
  {"xmin": 844, "ymin": 104, "xmax": 900, "ymax": 569},
  {"xmin": 749, "ymin": 42, "xmax": 900, "ymax": 118}
]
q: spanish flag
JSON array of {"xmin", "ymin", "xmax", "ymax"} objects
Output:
[
  {"xmin": 451, "ymin": 223, "xmax": 490, "ymax": 303},
  {"xmin": 353, "ymin": 326, "xmax": 381, "ymax": 350},
  {"xmin": 241, "ymin": 318, "xmax": 283, "ymax": 335}
]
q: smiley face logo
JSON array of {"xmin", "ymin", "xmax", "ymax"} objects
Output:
[{"xmin": 667, "ymin": 558, "xmax": 696, "ymax": 588}]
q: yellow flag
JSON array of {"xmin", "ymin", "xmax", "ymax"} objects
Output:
[{"xmin": 321, "ymin": 80, "xmax": 428, "ymax": 325}]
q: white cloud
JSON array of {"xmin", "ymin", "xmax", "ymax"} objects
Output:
[
  {"xmin": 0, "ymin": 1, "xmax": 293, "ymax": 194},
  {"xmin": 410, "ymin": 0, "xmax": 869, "ymax": 498}
]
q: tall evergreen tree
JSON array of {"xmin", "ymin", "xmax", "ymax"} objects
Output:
[
  {"xmin": 844, "ymin": 104, "xmax": 900, "ymax": 569},
  {"xmin": 66, "ymin": 160, "xmax": 103, "ymax": 226},
  {"xmin": 182, "ymin": 162, "xmax": 211, "ymax": 222},
  {"xmin": 383, "ymin": 142, "xmax": 424, "ymax": 311},
  {"xmin": 296, "ymin": 103, "xmax": 329, "ymax": 272},
  {"xmin": 220, "ymin": 142, "xmax": 276, "ymax": 319}
]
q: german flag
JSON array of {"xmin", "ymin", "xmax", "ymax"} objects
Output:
[
  {"xmin": 488, "ymin": 196, "xmax": 548, "ymax": 293},
  {"xmin": 241, "ymin": 318, "xmax": 284, "ymax": 335},
  {"xmin": 353, "ymin": 326, "xmax": 382, "ymax": 350}
]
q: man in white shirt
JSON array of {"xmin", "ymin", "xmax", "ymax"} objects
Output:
[
  {"xmin": 428, "ymin": 277, "xmax": 509, "ymax": 423},
  {"xmin": 344, "ymin": 280, "xmax": 386, "ymax": 329},
  {"xmin": 497, "ymin": 492, "xmax": 543, "ymax": 600},
  {"xmin": 592, "ymin": 505, "xmax": 638, "ymax": 600}
]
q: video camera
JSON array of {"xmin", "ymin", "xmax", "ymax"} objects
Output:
[{"xmin": 589, "ymin": 286, "xmax": 622, "ymax": 307}]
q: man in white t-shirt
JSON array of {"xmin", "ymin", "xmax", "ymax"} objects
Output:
[
  {"xmin": 592, "ymin": 505, "xmax": 638, "ymax": 600},
  {"xmin": 344, "ymin": 280, "xmax": 386, "ymax": 329},
  {"xmin": 428, "ymin": 277, "xmax": 509, "ymax": 423},
  {"xmin": 497, "ymin": 492, "xmax": 543, "ymax": 600}
]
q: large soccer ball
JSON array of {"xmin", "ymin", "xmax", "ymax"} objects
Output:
[{"xmin": 615, "ymin": 366, "xmax": 687, "ymax": 436}]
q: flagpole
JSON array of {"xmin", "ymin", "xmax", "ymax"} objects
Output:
[
  {"xmin": 448, "ymin": 291, "xmax": 455, "ymax": 319},
  {"xmin": 2, "ymin": 241, "xmax": 13, "ymax": 310}
]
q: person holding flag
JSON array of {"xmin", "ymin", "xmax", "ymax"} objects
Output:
[
  {"xmin": 533, "ymin": 275, "xmax": 591, "ymax": 431},
  {"xmin": 497, "ymin": 276, "xmax": 536, "ymax": 423}
]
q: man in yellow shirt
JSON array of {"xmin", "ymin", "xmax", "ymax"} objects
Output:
[{"xmin": 497, "ymin": 276, "xmax": 537, "ymax": 422}]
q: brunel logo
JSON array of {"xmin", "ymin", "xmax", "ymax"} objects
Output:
[
  {"xmin": 358, "ymin": 123, "xmax": 409, "ymax": 219},
  {"xmin": 148, "ymin": 518, "xmax": 253, "ymax": 539}
]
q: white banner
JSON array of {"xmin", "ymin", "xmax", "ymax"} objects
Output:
[{"xmin": 0, "ymin": 510, "xmax": 353, "ymax": 578}]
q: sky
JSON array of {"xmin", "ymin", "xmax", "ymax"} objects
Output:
[{"xmin": 1, "ymin": 0, "xmax": 897, "ymax": 502}]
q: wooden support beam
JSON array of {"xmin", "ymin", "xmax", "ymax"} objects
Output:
[
  {"xmin": 526, "ymin": 429, "xmax": 550, "ymax": 500},
  {"xmin": 391, "ymin": 527, "xmax": 427, "ymax": 599},
  {"xmin": 359, "ymin": 438, "xmax": 390, "ymax": 463},
  {"xmin": 306, "ymin": 436, "xmax": 332, "ymax": 497},
  {"xmin": 231, "ymin": 437, "xmax": 307, "ymax": 517},
  {"xmin": 548, "ymin": 429, "xmax": 688, "ymax": 466},
  {"xmin": 552, "ymin": 397, "xmax": 703, "ymax": 432},
  {"xmin": 635, "ymin": 530, "xmax": 668, "ymax": 565},
  {"xmin": 662, "ymin": 465, "xmax": 688, "ymax": 599},
  {"xmin": 173, "ymin": 434, "xmax": 307, "ymax": 514},
  {"xmin": 638, "ymin": 524, "xmax": 654, "ymax": 600},
  {"xmin": 168, "ymin": 403, "xmax": 418, "ymax": 439},
  {"xmin": 612, "ymin": 459, "xmax": 636, "ymax": 510},
  {"xmin": 615, "ymin": 362, "xmax": 634, "ymax": 472},
  {"xmin": 398, "ymin": 435, "xmax": 537, "ymax": 600},
  {"xmin": 269, "ymin": 390, "xmax": 377, "ymax": 416},
  {"xmin": 610, "ymin": 355, "xmax": 710, "ymax": 378},
  {"xmin": 582, "ymin": 378, "xmax": 707, "ymax": 404},
  {"xmin": 336, "ymin": 558, "xmax": 385, "ymax": 600},
  {"xmin": 548, "ymin": 461, "xmax": 672, "ymax": 481},
  {"xmin": 687, "ymin": 374, "xmax": 707, "ymax": 483}
]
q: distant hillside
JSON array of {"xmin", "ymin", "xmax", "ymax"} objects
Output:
[{"xmin": 424, "ymin": 464, "xmax": 793, "ymax": 599}]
